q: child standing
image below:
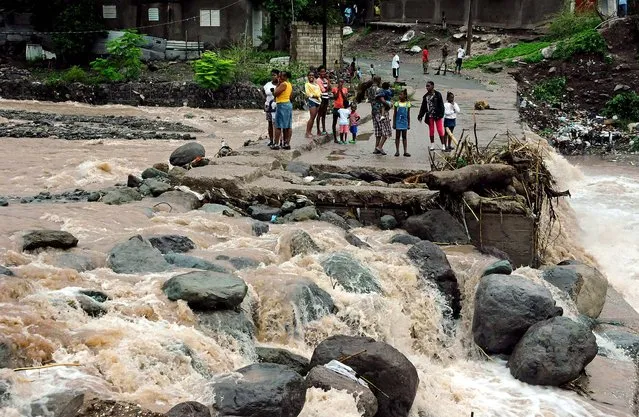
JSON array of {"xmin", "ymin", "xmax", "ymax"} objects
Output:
[
  {"xmin": 368, "ymin": 63, "xmax": 375, "ymax": 79},
  {"xmin": 444, "ymin": 91, "xmax": 461, "ymax": 152},
  {"xmin": 337, "ymin": 101, "xmax": 351, "ymax": 144},
  {"xmin": 393, "ymin": 89, "xmax": 411, "ymax": 157},
  {"xmin": 348, "ymin": 102, "xmax": 360, "ymax": 144},
  {"xmin": 377, "ymin": 82, "xmax": 393, "ymax": 121}
]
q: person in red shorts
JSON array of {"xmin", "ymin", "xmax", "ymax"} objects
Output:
[
  {"xmin": 421, "ymin": 46, "xmax": 429, "ymax": 74},
  {"xmin": 417, "ymin": 81, "xmax": 445, "ymax": 151}
]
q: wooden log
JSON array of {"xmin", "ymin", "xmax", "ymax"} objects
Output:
[{"xmin": 425, "ymin": 163, "xmax": 517, "ymax": 194}]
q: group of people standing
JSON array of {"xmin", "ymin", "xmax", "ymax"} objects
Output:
[{"xmin": 421, "ymin": 44, "xmax": 466, "ymax": 76}]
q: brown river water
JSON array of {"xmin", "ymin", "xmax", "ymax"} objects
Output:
[{"xmin": 0, "ymin": 100, "xmax": 637, "ymax": 417}]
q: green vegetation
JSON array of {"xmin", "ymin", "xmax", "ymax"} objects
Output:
[
  {"xmin": 90, "ymin": 31, "xmax": 145, "ymax": 82},
  {"xmin": 532, "ymin": 77, "xmax": 567, "ymax": 105},
  {"xmin": 547, "ymin": 9, "xmax": 601, "ymax": 40},
  {"xmin": 465, "ymin": 41, "xmax": 551, "ymax": 69},
  {"xmin": 192, "ymin": 51, "xmax": 236, "ymax": 90},
  {"xmin": 553, "ymin": 29, "xmax": 607, "ymax": 60},
  {"xmin": 630, "ymin": 137, "xmax": 639, "ymax": 153},
  {"xmin": 603, "ymin": 92, "xmax": 639, "ymax": 122}
]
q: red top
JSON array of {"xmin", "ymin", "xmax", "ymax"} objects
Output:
[
  {"xmin": 422, "ymin": 49, "xmax": 429, "ymax": 62},
  {"xmin": 332, "ymin": 87, "xmax": 348, "ymax": 109}
]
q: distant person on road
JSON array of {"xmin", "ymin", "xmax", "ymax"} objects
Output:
[
  {"xmin": 441, "ymin": 11, "xmax": 447, "ymax": 30},
  {"xmin": 337, "ymin": 101, "xmax": 351, "ymax": 144},
  {"xmin": 263, "ymin": 69, "xmax": 279, "ymax": 147},
  {"xmin": 443, "ymin": 91, "xmax": 461, "ymax": 152},
  {"xmin": 368, "ymin": 63, "xmax": 376, "ymax": 79},
  {"xmin": 315, "ymin": 65, "xmax": 331, "ymax": 135},
  {"xmin": 618, "ymin": 0, "xmax": 627, "ymax": 16},
  {"xmin": 391, "ymin": 52, "xmax": 400, "ymax": 82},
  {"xmin": 349, "ymin": 102, "xmax": 360, "ymax": 143},
  {"xmin": 417, "ymin": 80, "xmax": 445, "ymax": 151},
  {"xmin": 422, "ymin": 46, "xmax": 430, "ymax": 74},
  {"xmin": 349, "ymin": 57, "xmax": 357, "ymax": 80},
  {"xmin": 331, "ymin": 79, "xmax": 349, "ymax": 143},
  {"xmin": 393, "ymin": 89, "xmax": 411, "ymax": 157},
  {"xmin": 436, "ymin": 44, "xmax": 449, "ymax": 76},
  {"xmin": 455, "ymin": 46, "xmax": 466, "ymax": 75},
  {"xmin": 305, "ymin": 72, "xmax": 322, "ymax": 139},
  {"xmin": 273, "ymin": 71, "xmax": 293, "ymax": 150}
]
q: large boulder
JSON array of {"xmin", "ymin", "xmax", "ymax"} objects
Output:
[
  {"xmin": 310, "ymin": 335, "xmax": 419, "ymax": 417},
  {"xmin": 51, "ymin": 253, "xmax": 97, "ymax": 272},
  {"xmin": 289, "ymin": 206, "xmax": 319, "ymax": 222},
  {"xmin": 509, "ymin": 316, "xmax": 597, "ymax": 386},
  {"xmin": 162, "ymin": 271, "xmax": 247, "ymax": 310},
  {"xmin": 319, "ymin": 211, "xmax": 351, "ymax": 231},
  {"xmin": 345, "ymin": 232, "xmax": 372, "ymax": 249},
  {"xmin": 141, "ymin": 167, "xmax": 168, "ymax": 180},
  {"xmin": 140, "ymin": 178, "xmax": 172, "ymax": 197},
  {"xmin": 148, "ymin": 235, "xmax": 195, "ymax": 254},
  {"xmin": 252, "ymin": 221, "xmax": 269, "ymax": 237},
  {"xmin": 406, "ymin": 241, "xmax": 461, "ymax": 318},
  {"xmin": 164, "ymin": 253, "xmax": 228, "ymax": 273},
  {"xmin": 148, "ymin": 190, "xmax": 202, "ymax": 212},
  {"xmin": 75, "ymin": 398, "xmax": 164, "ymax": 417},
  {"xmin": 166, "ymin": 401, "xmax": 210, "ymax": 417},
  {"xmin": 22, "ymin": 230, "xmax": 78, "ymax": 251},
  {"xmin": 543, "ymin": 261, "xmax": 608, "ymax": 319},
  {"xmin": 390, "ymin": 234, "xmax": 421, "ymax": 245},
  {"xmin": 482, "ymin": 259, "xmax": 513, "ymax": 276},
  {"xmin": 305, "ymin": 365, "xmax": 378, "ymax": 417},
  {"xmin": 379, "ymin": 215, "xmax": 398, "ymax": 230},
  {"xmin": 198, "ymin": 310, "xmax": 256, "ymax": 343},
  {"xmin": 288, "ymin": 230, "xmax": 321, "ymax": 257},
  {"xmin": 31, "ymin": 391, "xmax": 85, "ymax": 417},
  {"xmin": 402, "ymin": 210, "xmax": 469, "ymax": 244},
  {"xmin": 107, "ymin": 235, "xmax": 170, "ymax": 274},
  {"xmin": 473, "ymin": 274, "xmax": 563, "ymax": 354},
  {"xmin": 249, "ymin": 204, "xmax": 281, "ymax": 222},
  {"xmin": 102, "ymin": 188, "xmax": 142, "ymax": 205},
  {"xmin": 211, "ymin": 363, "xmax": 306, "ymax": 417},
  {"xmin": 321, "ymin": 252, "xmax": 382, "ymax": 294},
  {"xmin": 255, "ymin": 347, "xmax": 310, "ymax": 375},
  {"xmin": 200, "ymin": 203, "xmax": 240, "ymax": 217},
  {"xmin": 170, "ymin": 142, "xmax": 206, "ymax": 167}
]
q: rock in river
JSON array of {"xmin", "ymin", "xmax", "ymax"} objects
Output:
[
  {"xmin": 255, "ymin": 346, "xmax": 310, "ymax": 376},
  {"xmin": 22, "ymin": 230, "xmax": 78, "ymax": 251},
  {"xmin": 148, "ymin": 234, "xmax": 195, "ymax": 254},
  {"xmin": 509, "ymin": 316, "xmax": 597, "ymax": 386},
  {"xmin": 102, "ymin": 188, "xmax": 142, "ymax": 205},
  {"xmin": 107, "ymin": 235, "xmax": 170, "ymax": 274},
  {"xmin": 319, "ymin": 211, "xmax": 351, "ymax": 230},
  {"xmin": 379, "ymin": 215, "xmax": 398, "ymax": 230},
  {"xmin": 390, "ymin": 234, "xmax": 421, "ymax": 245},
  {"xmin": 249, "ymin": 204, "xmax": 281, "ymax": 222},
  {"xmin": 211, "ymin": 363, "xmax": 305, "ymax": 417},
  {"xmin": 0, "ymin": 265, "xmax": 13, "ymax": 276},
  {"xmin": 162, "ymin": 271, "xmax": 248, "ymax": 310},
  {"xmin": 166, "ymin": 401, "xmax": 210, "ymax": 417},
  {"xmin": 403, "ymin": 210, "xmax": 469, "ymax": 244},
  {"xmin": 306, "ymin": 365, "xmax": 378, "ymax": 417},
  {"xmin": 164, "ymin": 253, "xmax": 228, "ymax": 273},
  {"xmin": 473, "ymin": 274, "xmax": 563, "ymax": 354},
  {"xmin": 287, "ymin": 230, "xmax": 321, "ymax": 257},
  {"xmin": 169, "ymin": 142, "xmax": 206, "ymax": 167},
  {"xmin": 310, "ymin": 335, "xmax": 418, "ymax": 417},
  {"xmin": 289, "ymin": 206, "xmax": 319, "ymax": 222},
  {"xmin": 321, "ymin": 252, "xmax": 381, "ymax": 294},
  {"xmin": 141, "ymin": 167, "xmax": 168, "ymax": 180},
  {"xmin": 252, "ymin": 221, "xmax": 269, "ymax": 236},
  {"xmin": 543, "ymin": 261, "xmax": 607, "ymax": 319}
]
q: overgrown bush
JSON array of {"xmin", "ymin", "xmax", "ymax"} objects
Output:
[
  {"xmin": 603, "ymin": 92, "xmax": 639, "ymax": 121},
  {"xmin": 553, "ymin": 29, "xmax": 607, "ymax": 60},
  {"xmin": 62, "ymin": 66, "xmax": 89, "ymax": 83},
  {"xmin": 465, "ymin": 41, "xmax": 551, "ymax": 69},
  {"xmin": 547, "ymin": 9, "xmax": 601, "ymax": 40},
  {"xmin": 532, "ymin": 77, "xmax": 567, "ymax": 105},
  {"xmin": 90, "ymin": 31, "xmax": 145, "ymax": 82},
  {"xmin": 192, "ymin": 51, "xmax": 236, "ymax": 89}
]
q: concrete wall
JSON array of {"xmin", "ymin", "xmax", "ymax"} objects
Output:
[
  {"xmin": 376, "ymin": 0, "xmax": 564, "ymax": 28},
  {"xmin": 290, "ymin": 23, "xmax": 343, "ymax": 67}
]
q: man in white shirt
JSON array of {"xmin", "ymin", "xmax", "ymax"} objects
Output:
[
  {"xmin": 263, "ymin": 69, "xmax": 279, "ymax": 147},
  {"xmin": 391, "ymin": 53, "xmax": 400, "ymax": 82},
  {"xmin": 455, "ymin": 47, "xmax": 466, "ymax": 75}
]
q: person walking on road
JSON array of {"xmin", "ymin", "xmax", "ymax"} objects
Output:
[
  {"xmin": 422, "ymin": 46, "xmax": 430, "ymax": 74},
  {"xmin": 417, "ymin": 81, "xmax": 446, "ymax": 151},
  {"xmin": 273, "ymin": 71, "xmax": 293, "ymax": 150},
  {"xmin": 455, "ymin": 46, "xmax": 466, "ymax": 75},
  {"xmin": 393, "ymin": 89, "xmax": 411, "ymax": 157},
  {"xmin": 315, "ymin": 66, "xmax": 331, "ymax": 136},
  {"xmin": 263, "ymin": 69, "xmax": 279, "ymax": 147},
  {"xmin": 443, "ymin": 91, "xmax": 461, "ymax": 152},
  {"xmin": 436, "ymin": 44, "xmax": 449, "ymax": 76},
  {"xmin": 391, "ymin": 53, "xmax": 400, "ymax": 83},
  {"xmin": 331, "ymin": 79, "xmax": 349, "ymax": 143},
  {"xmin": 304, "ymin": 72, "xmax": 322, "ymax": 138}
]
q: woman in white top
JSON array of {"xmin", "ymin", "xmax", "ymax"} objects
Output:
[{"xmin": 443, "ymin": 92, "xmax": 461, "ymax": 152}]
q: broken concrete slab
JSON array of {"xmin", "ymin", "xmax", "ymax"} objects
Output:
[
  {"xmin": 207, "ymin": 155, "xmax": 282, "ymax": 171},
  {"xmin": 180, "ymin": 165, "xmax": 265, "ymax": 195}
]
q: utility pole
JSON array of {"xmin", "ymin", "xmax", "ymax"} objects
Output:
[
  {"xmin": 465, "ymin": 0, "xmax": 474, "ymax": 55},
  {"xmin": 322, "ymin": 0, "xmax": 327, "ymax": 68}
]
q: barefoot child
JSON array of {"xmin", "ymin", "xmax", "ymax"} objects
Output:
[
  {"xmin": 337, "ymin": 101, "xmax": 351, "ymax": 144},
  {"xmin": 393, "ymin": 89, "xmax": 411, "ymax": 157},
  {"xmin": 348, "ymin": 102, "xmax": 360, "ymax": 144}
]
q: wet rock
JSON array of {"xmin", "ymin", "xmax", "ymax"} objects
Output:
[
  {"xmin": 290, "ymin": 206, "xmax": 319, "ymax": 222},
  {"xmin": 141, "ymin": 167, "xmax": 168, "ymax": 180},
  {"xmin": 379, "ymin": 215, "xmax": 398, "ymax": 230},
  {"xmin": 255, "ymin": 347, "xmax": 310, "ymax": 375},
  {"xmin": 227, "ymin": 256, "xmax": 261, "ymax": 270},
  {"xmin": 602, "ymin": 329, "xmax": 639, "ymax": 357},
  {"xmin": 168, "ymin": 166, "xmax": 188, "ymax": 178},
  {"xmin": 509, "ymin": 316, "xmax": 597, "ymax": 386},
  {"xmin": 403, "ymin": 210, "xmax": 469, "ymax": 244},
  {"xmin": 127, "ymin": 174, "xmax": 143, "ymax": 188},
  {"xmin": 280, "ymin": 201, "xmax": 297, "ymax": 214},
  {"xmin": 78, "ymin": 289, "xmax": 110, "ymax": 303},
  {"xmin": 148, "ymin": 235, "xmax": 195, "ymax": 254},
  {"xmin": 75, "ymin": 294, "xmax": 108, "ymax": 317},
  {"xmin": 170, "ymin": 142, "xmax": 206, "ymax": 167},
  {"xmin": 321, "ymin": 252, "xmax": 381, "ymax": 294},
  {"xmin": 543, "ymin": 262, "xmax": 607, "ymax": 319},
  {"xmin": 153, "ymin": 163, "xmax": 169, "ymax": 173},
  {"xmin": 319, "ymin": 211, "xmax": 351, "ymax": 230},
  {"xmin": 345, "ymin": 231, "xmax": 372, "ymax": 249},
  {"xmin": 211, "ymin": 363, "xmax": 305, "ymax": 417},
  {"xmin": 164, "ymin": 253, "xmax": 229, "ymax": 273},
  {"xmin": 87, "ymin": 192, "xmax": 101, "ymax": 202},
  {"xmin": 407, "ymin": 241, "xmax": 461, "ymax": 318},
  {"xmin": 310, "ymin": 335, "xmax": 419, "ymax": 417},
  {"xmin": 0, "ymin": 197, "xmax": 7, "ymax": 207},
  {"xmin": 390, "ymin": 234, "xmax": 421, "ymax": 245},
  {"xmin": 249, "ymin": 204, "xmax": 281, "ymax": 221},
  {"xmin": 482, "ymin": 259, "xmax": 513, "ymax": 276},
  {"xmin": 0, "ymin": 380, "xmax": 9, "ymax": 405},
  {"xmin": 200, "ymin": 203, "xmax": 240, "ymax": 216},
  {"xmin": 198, "ymin": 310, "xmax": 256, "ymax": 341},
  {"xmin": 151, "ymin": 190, "xmax": 202, "ymax": 211},
  {"xmin": 166, "ymin": 401, "xmax": 210, "ymax": 417},
  {"xmin": 252, "ymin": 221, "xmax": 269, "ymax": 236},
  {"xmin": 102, "ymin": 188, "xmax": 142, "ymax": 205},
  {"xmin": 0, "ymin": 338, "xmax": 22, "ymax": 369},
  {"xmin": 290, "ymin": 280, "xmax": 336, "ymax": 322},
  {"xmin": 0, "ymin": 265, "xmax": 14, "ymax": 276},
  {"xmin": 473, "ymin": 274, "xmax": 563, "ymax": 354},
  {"xmin": 289, "ymin": 230, "xmax": 321, "ymax": 256},
  {"xmin": 346, "ymin": 218, "xmax": 364, "ymax": 228},
  {"xmin": 141, "ymin": 178, "xmax": 171, "ymax": 197},
  {"xmin": 484, "ymin": 62, "xmax": 504, "ymax": 73},
  {"xmin": 31, "ymin": 391, "xmax": 85, "ymax": 417},
  {"xmin": 22, "ymin": 230, "xmax": 78, "ymax": 251},
  {"xmin": 75, "ymin": 398, "xmax": 164, "ymax": 417},
  {"xmin": 306, "ymin": 365, "xmax": 378, "ymax": 417},
  {"xmin": 107, "ymin": 235, "xmax": 170, "ymax": 273},
  {"xmin": 286, "ymin": 160, "xmax": 311, "ymax": 177},
  {"xmin": 293, "ymin": 194, "xmax": 314, "ymax": 208},
  {"xmin": 162, "ymin": 271, "xmax": 248, "ymax": 310}
]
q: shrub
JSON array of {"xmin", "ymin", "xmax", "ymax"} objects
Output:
[
  {"xmin": 603, "ymin": 92, "xmax": 639, "ymax": 121},
  {"xmin": 532, "ymin": 77, "xmax": 567, "ymax": 105},
  {"xmin": 62, "ymin": 66, "xmax": 89, "ymax": 83},
  {"xmin": 553, "ymin": 29, "xmax": 607, "ymax": 60},
  {"xmin": 547, "ymin": 9, "xmax": 601, "ymax": 40},
  {"xmin": 464, "ymin": 41, "xmax": 551, "ymax": 69},
  {"xmin": 192, "ymin": 51, "xmax": 236, "ymax": 90},
  {"xmin": 90, "ymin": 30, "xmax": 145, "ymax": 82}
]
